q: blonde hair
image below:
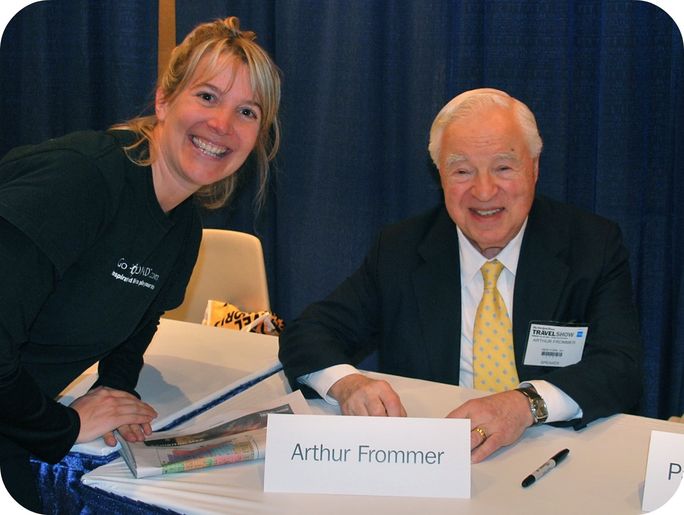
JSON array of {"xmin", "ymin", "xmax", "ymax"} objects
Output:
[{"xmin": 112, "ymin": 16, "xmax": 281, "ymax": 209}]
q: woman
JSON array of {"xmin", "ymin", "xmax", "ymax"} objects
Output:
[{"xmin": 0, "ymin": 16, "xmax": 280, "ymax": 510}]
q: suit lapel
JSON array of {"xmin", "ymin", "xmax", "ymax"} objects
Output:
[
  {"xmin": 412, "ymin": 209, "xmax": 462, "ymax": 383},
  {"xmin": 513, "ymin": 197, "xmax": 570, "ymax": 371}
]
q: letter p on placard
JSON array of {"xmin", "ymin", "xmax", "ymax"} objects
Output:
[{"xmin": 642, "ymin": 430, "xmax": 684, "ymax": 512}]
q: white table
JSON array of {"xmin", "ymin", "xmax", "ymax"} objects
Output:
[{"xmin": 83, "ymin": 368, "xmax": 684, "ymax": 514}]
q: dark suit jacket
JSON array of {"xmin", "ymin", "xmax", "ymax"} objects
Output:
[{"xmin": 279, "ymin": 195, "xmax": 642, "ymax": 428}]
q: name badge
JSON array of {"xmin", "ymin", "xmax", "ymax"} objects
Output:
[
  {"xmin": 264, "ymin": 414, "xmax": 471, "ymax": 498},
  {"xmin": 523, "ymin": 322, "xmax": 588, "ymax": 367},
  {"xmin": 642, "ymin": 430, "xmax": 684, "ymax": 511}
]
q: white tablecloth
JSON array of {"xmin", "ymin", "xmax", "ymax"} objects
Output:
[{"xmin": 83, "ymin": 369, "xmax": 684, "ymax": 514}]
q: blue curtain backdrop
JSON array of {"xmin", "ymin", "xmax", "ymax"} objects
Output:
[
  {"xmin": 0, "ymin": 0, "xmax": 158, "ymax": 154},
  {"xmin": 1, "ymin": 0, "xmax": 682, "ymax": 421}
]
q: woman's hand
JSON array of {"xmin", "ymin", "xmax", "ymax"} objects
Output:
[
  {"xmin": 69, "ymin": 386, "xmax": 157, "ymax": 444},
  {"xmin": 101, "ymin": 422, "xmax": 154, "ymax": 447}
]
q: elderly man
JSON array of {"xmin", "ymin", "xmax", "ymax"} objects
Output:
[{"xmin": 278, "ymin": 88, "xmax": 642, "ymax": 462}]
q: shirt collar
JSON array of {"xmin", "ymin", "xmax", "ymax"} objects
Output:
[{"xmin": 457, "ymin": 218, "xmax": 528, "ymax": 281}]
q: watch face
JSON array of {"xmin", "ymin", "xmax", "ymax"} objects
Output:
[
  {"xmin": 519, "ymin": 387, "xmax": 548, "ymax": 423},
  {"xmin": 533, "ymin": 398, "xmax": 549, "ymax": 420}
]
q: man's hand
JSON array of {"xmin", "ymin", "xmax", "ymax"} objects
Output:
[
  {"xmin": 69, "ymin": 386, "xmax": 158, "ymax": 444},
  {"xmin": 328, "ymin": 373, "xmax": 407, "ymax": 417},
  {"xmin": 446, "ymin": 390, "xmax": 533, "ymax": 463}
]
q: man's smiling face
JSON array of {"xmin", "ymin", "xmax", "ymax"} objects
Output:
[{"xmin": 438, "ymin": 104, "xmax": 539, "ymax": 257}]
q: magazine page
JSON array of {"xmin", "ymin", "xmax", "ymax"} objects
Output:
[{"xmin": 117, "ymin": 390, "xmax": 309, "ymax": 478}]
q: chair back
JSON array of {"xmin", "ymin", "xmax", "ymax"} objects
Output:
[{"xmin": 164, "ymin": 229, "xmax": 270, "ymax": 323}]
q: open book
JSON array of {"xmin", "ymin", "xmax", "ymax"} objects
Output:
[{"xmin": 117, "ymin": 390, "xmax": 309, "ymax": 478}]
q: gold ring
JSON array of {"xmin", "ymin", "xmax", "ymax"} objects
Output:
[{"xmin": 473, "ymin": 426, "xmax": 487, "ymax": 442}]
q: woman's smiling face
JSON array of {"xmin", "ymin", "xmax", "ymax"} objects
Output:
[{"xmin": 152, "ymin": 55, "xmax": 261, "ymax": 208}]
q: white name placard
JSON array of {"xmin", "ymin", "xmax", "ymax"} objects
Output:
[
  {"xmin": 264, "ymin": 414, "xmax": 470, "ymax": 498},
  {"xmin": 642, "ymin": 430, "xmax": 684, "ymax": 512}
]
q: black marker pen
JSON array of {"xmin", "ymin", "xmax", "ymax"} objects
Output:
[{"xmin": 521, "ymin": 448, "xmax": 570, "ymax": 488}]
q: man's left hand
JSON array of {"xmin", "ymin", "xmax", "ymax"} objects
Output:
[{"xmin": 446, "ymin": 390, "xmax": 533, "ymax": 463}]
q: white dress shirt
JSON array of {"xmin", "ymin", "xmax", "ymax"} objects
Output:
[{"xmin": 299, "ymin": 219, "xmax": 582, "ymax": 423}]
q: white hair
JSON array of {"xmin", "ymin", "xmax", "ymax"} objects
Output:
[{"xmin": 427, "ymin": 88, "xmax": 543, "ymax": 166}]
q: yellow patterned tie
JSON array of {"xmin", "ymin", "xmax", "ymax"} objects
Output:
[{"xmin": 473, "ymin": 260, "xmax": 519, "ymax": 392}]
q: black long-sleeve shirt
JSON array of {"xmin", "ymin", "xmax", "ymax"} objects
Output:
[{"xmin": 0, "ymin": 131, "xmax": 201, "ymax": 462}]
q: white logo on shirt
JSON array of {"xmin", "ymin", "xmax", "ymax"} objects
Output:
[{"xmin": 111, "ymin": 257, "xmax": 160, "ymax": 290}]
